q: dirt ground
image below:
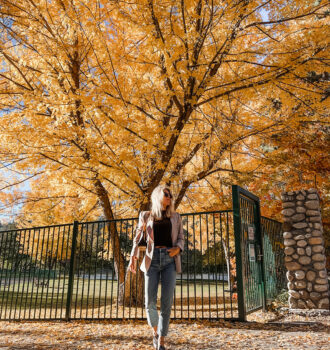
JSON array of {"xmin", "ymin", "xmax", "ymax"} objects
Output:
[{"xmin": 0, "ymin": 310, "xmax": 329, "ymax": 350}]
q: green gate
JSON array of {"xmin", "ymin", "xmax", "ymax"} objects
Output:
[
  {"xmin": 261, "ymin": 217, "xmax": 286, "ymax": 304},
  {"xmin": 232, "ymin": 185, "xmax": 266, "ymax": 320}
]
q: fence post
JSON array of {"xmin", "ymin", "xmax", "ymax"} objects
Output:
[
  {"xmin": 232, "ymin": 185, "xmax": 246, "ymax": 321},
  {"xmin": 65, "ymin": 220, "xmax": 79, "ymax": 321}
]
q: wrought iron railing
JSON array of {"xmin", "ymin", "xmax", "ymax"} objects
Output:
[{"xmin": 0, "ymin": 210, "xmax": 239, "ymax": 321}]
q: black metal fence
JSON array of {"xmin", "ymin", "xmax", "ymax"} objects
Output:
[{"xmin": 0, "ymin": 210, "xmax": 240, "ymax": 321}]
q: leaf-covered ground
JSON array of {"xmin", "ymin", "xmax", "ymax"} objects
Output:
[{"xmin": 0, "ymin": 311, "xmax": 329, "ymax": 349}]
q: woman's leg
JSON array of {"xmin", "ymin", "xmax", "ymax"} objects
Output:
[
  {"xmin": 158, "ymin": 259, "xmax": 176, "ymax": 343},
  {"xmin": 145, "ymin": 263, "xmax": 160, "ymax": 332}
]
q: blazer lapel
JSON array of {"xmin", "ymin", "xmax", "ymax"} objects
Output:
[{"xmin": 170, "ymin": 215, "xmax": 176, "ymax": 245}]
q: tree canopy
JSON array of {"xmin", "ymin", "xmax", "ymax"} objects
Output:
[{"xmin": 0, "ymin": 0, "xmax": 328, "ymax": 226}]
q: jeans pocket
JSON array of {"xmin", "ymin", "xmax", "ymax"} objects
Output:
[
  {"xmin": 166, "ymin": 253, "xmax": 174, "ymax": 264},
  {"xmin": 151, "ymin": 257, "xmax": 159, "ymax": 265},
  {"xmin": 167, "ymin": 250, "xmax": 174, "ymax": 258}
]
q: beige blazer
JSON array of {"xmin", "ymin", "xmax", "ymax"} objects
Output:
[{"xmin": 129, "ymin": 211, "xmax": 184, "ymax": 273}]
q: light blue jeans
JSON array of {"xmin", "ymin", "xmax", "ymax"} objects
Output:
[{"xmin": 144, "ymin": 247, "xmax": 176, "ymax": 336}]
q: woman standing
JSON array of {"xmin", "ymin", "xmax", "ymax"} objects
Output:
[{"xmin": 128, "ymin": 185, "xmax": 184, "ymax": 350}]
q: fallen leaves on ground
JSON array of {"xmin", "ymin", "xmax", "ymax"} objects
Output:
[{"xmin": 0, "ymin": 311, "xmax": 329, "ymax": 349}]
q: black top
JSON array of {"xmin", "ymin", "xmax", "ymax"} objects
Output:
[{"xmin": 153, "ymin": 211, "xmax": 172, "ymax": 247}]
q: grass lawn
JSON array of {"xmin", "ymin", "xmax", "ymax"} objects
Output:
[{"xmin": 0, "ymin": 277, "xmax": 237, "ymax": 320}]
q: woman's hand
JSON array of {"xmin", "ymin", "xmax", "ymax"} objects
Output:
[
  {"xmin": 167, "ymin": 246, "xmax": 181, "ymax": 257},
  {"xmin": 128, "ymin": 257, "xmax": 137, "ymax": 274}
]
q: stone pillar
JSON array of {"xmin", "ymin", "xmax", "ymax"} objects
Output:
[{"xmin": 281, "ymin": 189, "xmax": 329, "ymax": 309}]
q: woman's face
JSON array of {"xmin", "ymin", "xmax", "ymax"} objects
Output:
[{"xmin": 162, "ymin": 189, "xmax": 172, "ymax": 209}]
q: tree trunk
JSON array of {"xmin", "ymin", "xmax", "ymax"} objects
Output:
[
  {"xmin": 94, "ymin": 179, "xmax": 127, "ymax": 304},
  {"xmin": 122, "ymin": 199, "xmax": 153, "ymax": 307},
  {"xmin": 222, "ymin": 240, "xmax": 233, "ymax": 291},
  {"xmin": 123, "ymin": 248, "xmax": 145, "ymax": 307}
]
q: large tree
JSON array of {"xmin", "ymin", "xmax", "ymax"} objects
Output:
[{"xmin": 0, "ymin": 0, "xmax": 328, "ymax": 304}]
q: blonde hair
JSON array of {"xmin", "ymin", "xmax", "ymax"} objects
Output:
[{"xmin": 150, "ymin": 185, "xmax": 175, "ymax": 219}]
